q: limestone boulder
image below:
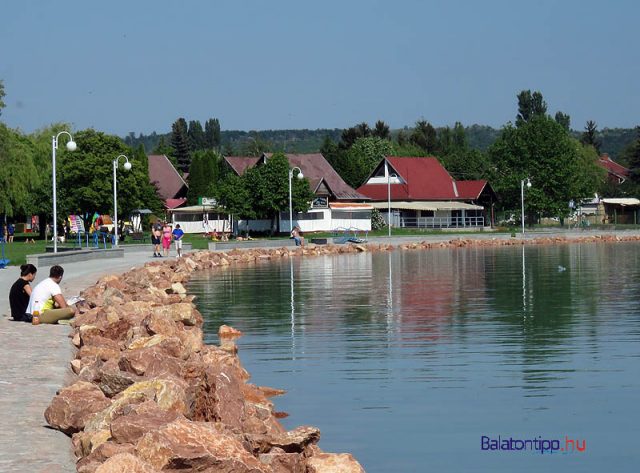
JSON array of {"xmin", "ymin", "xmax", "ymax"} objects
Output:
[
  {"xmin": 97, "ymin": 359, "xmax": 141, "ymax": 397},
  {"xmin": 259, "ymin": 449, "xmax": 306, "ymax": 473},
  {"xmin": 94, "ymin": 453, "xmax": 159, "ymax": 473},
  {"xmin": 84, "ymin": 378, "xmax": 190, "ymax": 434},
  {"xmin": 135, "ymin": 418, "xmax": 269, "ymax": 472},
  {"xmin": 306, "ymin": 453, "xmax": 366, "ymax": 473},
  {"xmin": 45, "ymin": 381, "xmax": 112, "ymax": 435},
  {"xmin": 110, "ymin": 401, "xmax": 182, "ymax": 444},
  {"xmin": 76, "ymin": 442, "xmax": 137, "ymax": 473},
  {"xmin": 151, "ymin": 302, "xmax": 202, "ymax": 326},
  {"xmin": 246, "ymin": 426, "xmax": 320, "ymax": 454},
  {"xmin": 219, "ymin": 324, "xmax": 243, "ymax": 339}
]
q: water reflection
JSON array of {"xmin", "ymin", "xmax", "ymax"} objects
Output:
[{"xmin": 188, "ymin": 243, "xmax": 640, "ymax": 473}]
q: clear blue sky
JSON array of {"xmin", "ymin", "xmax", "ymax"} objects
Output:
[{"xmin": 1, "ymin": 0, "xmax": 638, "ymax": 136}]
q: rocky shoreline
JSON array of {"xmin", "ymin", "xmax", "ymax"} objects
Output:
[{"xmin": 44, "ymin": 234, "xmax": 640, "ymax": 472}]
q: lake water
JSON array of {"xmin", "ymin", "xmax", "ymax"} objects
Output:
[{"xmin": 188, "ymin": 243, "xmax": 640, "ymax": 472}]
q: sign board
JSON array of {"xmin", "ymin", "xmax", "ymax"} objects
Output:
[{"xmin": 198, "ymin": 197, "xmax": 218, "ymax": 206}]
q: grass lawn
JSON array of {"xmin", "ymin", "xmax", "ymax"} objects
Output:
[{"xmin": 1, "ymin": 239, "xmax": 48, "ymax": 267}]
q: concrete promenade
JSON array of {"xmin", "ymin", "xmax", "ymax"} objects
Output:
[{"xmin": 0, "ymin": 228, "xmax": 638, "ymax": 472}]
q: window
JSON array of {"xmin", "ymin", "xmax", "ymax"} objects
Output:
[{"xmin": 332, "ymin": 210, "xmax": 371, "ymax": 220}]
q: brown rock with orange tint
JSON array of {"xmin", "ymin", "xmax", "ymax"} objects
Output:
[{"xmin": 45, "ymin": 381, "xmax": 112, "ymax": 435}]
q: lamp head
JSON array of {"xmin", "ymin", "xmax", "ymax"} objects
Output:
[
  {"xmin": 123, "ymin": 161, "xmax": 132, "ymax": 171},
  {"xmin": 526, "ymin": 178, "xmax": 532, "ymax": 188},
  {"xmin": 66, "ymin": 141, "xmax": 77, "ymax": 152},
  {"xmin": 296, "ymin": 171, "xmax": 304, "ymax": 180}
]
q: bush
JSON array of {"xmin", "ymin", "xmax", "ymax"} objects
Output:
[{"xmin": 371, "ymin": 208, "xmax": 386, "ymax": 231}]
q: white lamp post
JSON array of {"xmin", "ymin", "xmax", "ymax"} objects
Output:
[
  {"xmin": 288, "ymin": 166, "xmax": 303, "ymax": 232},
  {"xmin": 520, "ymin": 177, "xmax": 532, "ymax": 235},
  {"xmin": 387, "ymin": 172, "xmax": 397, "ymax": 238},
  {"xmin": 52, "ymin": 131, "xmax": 77, "ymax": 253},
  {"xmin": 113, "ymin": 155, "xmax": 132, "ymax": 246}
]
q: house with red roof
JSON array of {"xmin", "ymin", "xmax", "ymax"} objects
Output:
[
  {"xmin": 357, "ymin": 157, "xmax": 496, "ymax": 228},
  {"xmin": 147, "ymin": 154, "xmax": 188, "ymax": 209},
  {"xmin": 597, "ymin": 153, "xmax": 629, "ymax": 184},
  {"xmin": 224, "ymin": 153, "xmax": 372, "ymax": 233}
]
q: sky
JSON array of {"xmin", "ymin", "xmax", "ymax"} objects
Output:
[{"xmin": 1, "ymin": 0, "xmax": 639, "ymax": 137}]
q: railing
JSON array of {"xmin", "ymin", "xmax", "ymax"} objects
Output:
[{"xmin": 399, "ymin": 216, "xmax": 485, "ymax": 228}]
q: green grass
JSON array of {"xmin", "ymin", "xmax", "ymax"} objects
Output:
[{"xmin": 1, "ymin": 239, "xmax": 48, "ymax": 267}]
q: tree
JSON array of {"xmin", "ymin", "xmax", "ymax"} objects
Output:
[
  {"xmin": 187, "ymin": 120, "xmax": 206, "ymax": 151},
  {"xmin": 626, "ymin": 126, "xmax": 640, "ymax": 185},
  {"xmin": 554, "ymin": 111, "xmax": 571, "ymax": 131},
  {"xmin": 410, "ymin": 120, "xmax": 437, "ymax": 153},
  {"xmin": 372, "ymin": 120, "xmax": 390, "ymax": 140},
  {"xmin": 516, "ymin": 90, "xmax": 547, "ymax": 127},
  {"xmin": 242, "ymin": 152, "xmax": 314, "ymax": 233},
  {"xmin": 217, "ymin": 173, "xmax": 255, "ymax": 222},
  {"xmin": 581, "ymin": 120, "xmax": 601, "ymax": 154},
  {"xmin": 0, "ymin": 123, "xmax": 38, "ymax": 217},
  {"xmin": 186, "ymin": 149, "xmax": 222, "ymax": 204},
  {"xmin": 170, "ymin": 118, "xmax": 190, "ymax": 173},
  {"xmin": 489, "ymin": 114, "xmax": 601, "ymax": 221},
  {"xmin": 204, "ymin": 118, "xmax": 221, "ymax": 149},
  {"xmin": 343, "ymin": 137, "xmax": 395, "ymax": 188},
  {"xmin": 56, "ymin": 129, "xmax": 161, "ymax": 219},
  {"xmin": 0, "ymin": 80, "xmax": 5, "ymax": 116}
]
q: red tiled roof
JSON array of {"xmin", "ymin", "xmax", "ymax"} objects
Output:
[
  {"xmin": 225, "ymin": 153, "xmax": 368, "ymax": 201},
  {"xmin": 357, "ymin": 157, "xmax": 489, "ymax": 202},
  {"xmin": 148, "ymin": 155, "xmax": 188, "ymax": 200},
  {"xmin": 455, "ymin": 180, "xmax": 488, "ymax": 200},
  {"xmin": 224, "ymin": 156, "xmax": 262, "ymax": 175},
  {"xmin": 165, "ymin": 198, "xmax": 187, "ymax": 209},
  {"xmin": 598, "ymin": 154, "xmax": 629, "ymax": 180}
]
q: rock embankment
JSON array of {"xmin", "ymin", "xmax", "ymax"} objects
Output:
[
  {"xmin": 45, "ymin": 249, "xmax": 365, "ymax": 473},
  {"xmin": 45, "ymin": 235, "xmax": 640, "ymax": 472}
]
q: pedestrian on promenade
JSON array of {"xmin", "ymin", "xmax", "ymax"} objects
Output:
[
  {"xmin": 291, "ymin": 225, "xmax": 305, "ymax": 247},
  {"xmin": 151, "ymin": 221, "xmax": 162, "ymax": 257},
  {"xmin": 172, "ymin": 223, "xmax": 184, "ymax": 258},
  {"xmin": 162, "ymin": 222, "xmax": 172, "ymax": 257},
  {"xmin": 7, "ymin": 223, "xmax": 15, "ymax": 243},
  {"xmin": 26, "ymin": 265, "xmax": 75, "ymax": 324},
  {"xmin": 9, "ymin": 264, "xmax": 37, "ymax": 322}
]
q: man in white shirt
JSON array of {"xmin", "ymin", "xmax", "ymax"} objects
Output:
[{"xmin": 26, "ymin": 265, "xmax": 75, "ymax": 324}]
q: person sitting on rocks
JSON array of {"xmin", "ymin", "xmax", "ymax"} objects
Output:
[
  {"xmin": 26, "ymin": 265, "xmax": 75, "ymax": 324},
  {"xmin": 291, "ymin": 226, "xmax": 305, "ymax": 247}
]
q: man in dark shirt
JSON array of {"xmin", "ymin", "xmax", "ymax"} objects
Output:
[{"xmin": 9, "ymin": 264, "xmax": 37, "ymax": 322}]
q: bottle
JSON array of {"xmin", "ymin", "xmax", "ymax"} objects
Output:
[{"xmin": 32, "ymin": 310, "xmax": 40, "ymax": 326}]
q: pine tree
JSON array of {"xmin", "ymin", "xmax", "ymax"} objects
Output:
[
  {"xmin": 171, "ymin": 118, "xmax": 190, "ymax": 173},
  {"xmin": 187, "ymin": 120, "xmax": 206, "ymax": 151},
  {"xmin": 204, "ymin": 118, "xmax": 221, "ymax": 149},
  {"xmin": 581, "ymin": 120, "xmax": 601, "ymax": 154}
]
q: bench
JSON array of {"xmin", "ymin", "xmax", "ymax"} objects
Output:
[{"xmin": 131, "ymin": 232, "xmax": 148, "ymax": 243}]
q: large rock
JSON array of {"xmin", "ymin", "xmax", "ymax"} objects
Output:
[
  {"xmin": 306, "ymin": 453, "xmax": 366, "ymax": 473},
  {"xmin": 76, "ymin": 442, "xmax": 137, "ymax": 473},
  {"xmin": 94, "ymin": 453, "xmax": 159, "ymax": 473},
  {"xmin": 98, "ymin": 359, "xmax": 141, "ymax": 397},
  {"xmin": 110, "ymin": 401, "xmax": 182, "ymax": 444},
  {"xmin": 259, "ymin": 449, "xmax": 305, "ymax": 473},
  {"xmin": 45, "ymin": 381, "xmax": 112, "ymax": 435},
  {"xmin": 246, "ymin": 426, "xmax": 320, "ymax": 454},
  {"xmin": 151, "ymin": 302, "xmax": 202, "ymax": 327},
  {"xmin": 135, "ymin": 418, "xmax": 269, "ymax": 472},
  {"xmin": 84, "ymin": 378, "xmax": 190, "ymax": 434}
]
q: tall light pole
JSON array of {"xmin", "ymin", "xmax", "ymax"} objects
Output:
[
  {"xmin": 113, "ymin": 155, "xmax": 132, "ymax": 246},
  {"xmin": 52, "ymin": 131, "xmax": 77, "ymax": 253},
  {"xmin": 387, "ymin": 172, "xmax": 397, "ymax": 238},
  {"xmin": 288, "ymin": 166, "xmax": 303, "ymax": 233},
  {"xmin": 521, "ymin": 177, "xmax": 532, "ymax": 235}
]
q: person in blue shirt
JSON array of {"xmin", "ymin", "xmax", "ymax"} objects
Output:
[{"xmin": 172, "ymin": 224, "xmax": 185, "ymax": 258}]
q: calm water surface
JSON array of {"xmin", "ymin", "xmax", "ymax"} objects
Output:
[{"xmin": 188, "ymin": 243, "xmax": 640, "ymax": 472}]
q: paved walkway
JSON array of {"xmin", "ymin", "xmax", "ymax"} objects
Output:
[
  {"xmin": 0, "ymin": 250, "xmax": 154, "ymax": 473},
  {"xmin": 1, "ymin": 229, "xmax": 639, "ymax": 472}
]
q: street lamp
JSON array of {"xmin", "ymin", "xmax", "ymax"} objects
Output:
[
  {"xmin": 520, "ymin": 177, "xmax": 532, "ymax": 235},
  {"xmin": 288, "ymin": 166, "xmax": 304, "ymax": 233},
  {"xmin": 52, "ymin": 131, "xmax": 77, "ymax": 253},
  {"xmin": 113, "ymin": 155, "xmax": 132, "ymax": 246},
  {"xmin": 387, "ymin": 172, "xmax": 397, "ymax": 237}
]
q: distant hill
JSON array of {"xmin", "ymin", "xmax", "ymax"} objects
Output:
[{"xmin": 124, "ymin": 124, "xmax": 636, "ymax": 160}]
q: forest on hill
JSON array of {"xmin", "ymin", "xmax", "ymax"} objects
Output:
[{"xmin": 124, "ymin": 123, "xmax": 636, "ymax": 163}]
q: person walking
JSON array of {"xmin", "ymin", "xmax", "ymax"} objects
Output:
[
  {"xmin": 172, "ymin": 224, "xmax": 185, "ymax": 258},
  {"xmin": 162, "ymin": 222, "xmax": 172, "ymax": 257},
  {"xmin": 151, "ymin": 221, "xmax": 162, "ymax": 257},
  {"xmin": 9, "ymin": 264, "xmax": 37, "ymax": 322}
]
